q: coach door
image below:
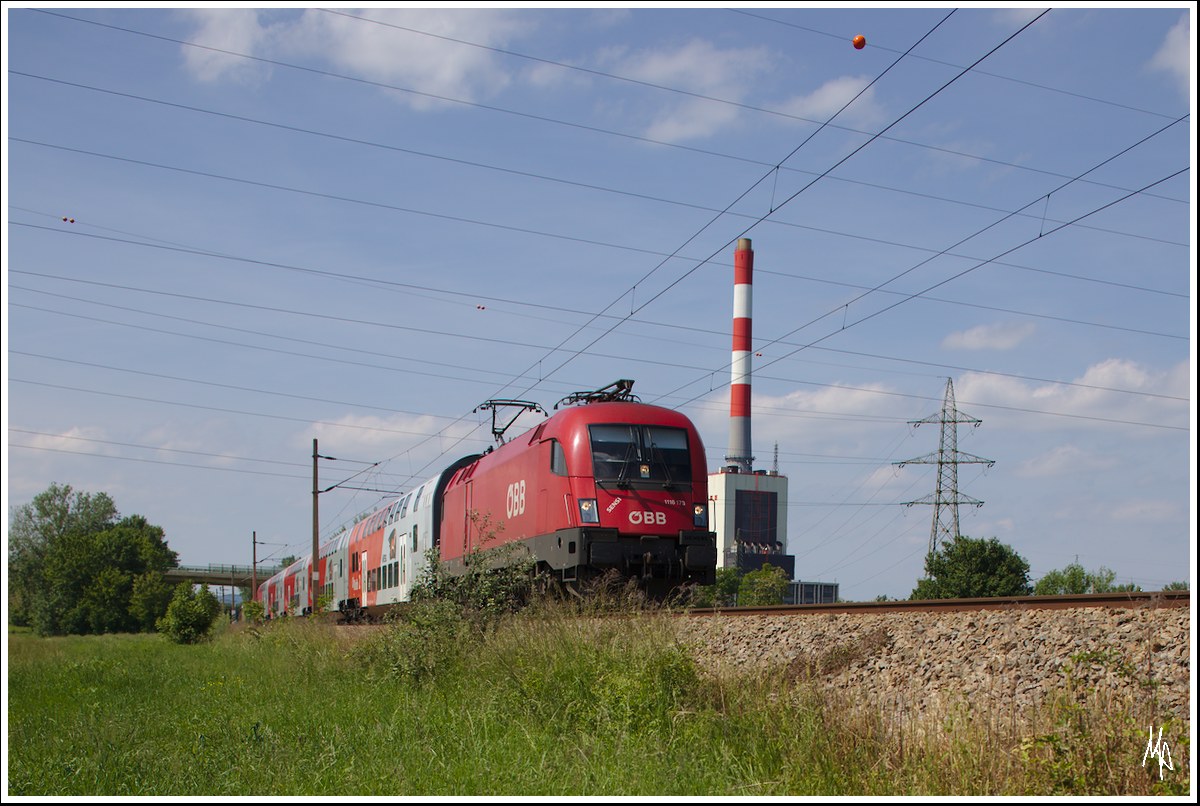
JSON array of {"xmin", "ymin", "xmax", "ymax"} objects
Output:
[
  {"xmin": 463, "ymin": 479, "xmax": 474, "ymax": 554},
  {"xmin": 360, "ymin": 551, "xmax": 369, "ymax": 607}
]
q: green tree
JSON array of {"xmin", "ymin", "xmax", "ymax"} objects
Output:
[
  {"xmin": 129, "ymin": 571, "xmax": 174, "ymax": 632},
  {"xmin": 1034, "ymin": 562, "xmax": 1142, "ymax": 595},
  {"xmin": 8, "ymin": 483, "xmax": 118, "ymax": 627},
  {"xmin": 1033, "ymin": 562, "xmax": 1090, "ymax": 595},
  {"xmin": 738, "ymin": 564, "xmax": 789, "ymax": 606},
  {"xmin": 1163, "ymin": 580, "xmax": 1189, "ymax": 591},
  {"xmin": 691, "ymin": 566, "xmax": 742, "ymax": 607},
  {"xmin": 8, "ymin": 484, "xmax": 178, "ymax": 635},
  {"xmin": 157, "ymin": 583, "xmax": 222, "ymax": 644},
  {"xmin": 911, "ymin": 534, "xmax": 1031, "ymax": 600}
]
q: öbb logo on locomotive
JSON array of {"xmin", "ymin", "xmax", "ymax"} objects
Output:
[
  {"xmin": 505, "ymin": 479, "xmax": 527, "ymax": 519},
  {"xmin": 255, "ymin": 380, "xmax": 719, "ymax": 621}
]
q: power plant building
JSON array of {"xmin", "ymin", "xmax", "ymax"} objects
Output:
[{"xmin": 710, "ymin": 238, "xmax": 837, "ymax": 605}]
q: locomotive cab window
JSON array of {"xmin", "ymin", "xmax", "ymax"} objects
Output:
[
  {"xmin": 549, "ymin": 439, "xmax": 568, "ymax": 476},
  {"xmin": 589, "ymin": 424, "xmax": 692, "ymax": 488}
]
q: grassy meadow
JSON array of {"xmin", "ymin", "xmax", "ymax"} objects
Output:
[{"xmin": 6, "ymin": 601, "xmax": 1190, "ymax": 797}]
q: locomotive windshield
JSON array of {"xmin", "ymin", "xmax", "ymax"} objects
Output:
[{"xmin": 589, "ymin": 424, "xmax": 692, "ymax": 488}]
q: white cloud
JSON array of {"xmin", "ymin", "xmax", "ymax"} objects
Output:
[
  {"xmin": 180, "ymin": 9, "xmax": 528, "ymax": 107},
  {"xmin": 616, "ymin": 46, "xmax": 885, "ymax": 141},
  {"xmin": 618, "ymin": 38, "xmax": 771, "ymax": 94},
  {"xmin": 288, "ymin": 9, "xmax": 522, "ymax": 106},
  {"xmin": 179, "ymin": 9, "xmax": 275, "ymax": 84},
  {"xmin": 645, "ymin": 98, "xmax": 741, "ymax": 143},
  {"xmin": 1017, "ymin": 443, "xmax": 1116, "ymax": 477},
  {"xmin": 992, "ymin": 9, "xmax": 1047, "ymax": 27},
  {"xmin": 1107, "ymin": 498, "xmax": 1182, "ymax": 523},
  {"xmin": 307, "ymin": 413, "xmax": 489, "ymax": 472},
  {"xmin": 1148, "ymin": 13, "xmax": 1191, "ymax": 97},
  {"xmin": 19, "ymin": 426, "xmax": 112, "ymax": 455},
  {"xmin": 609, "ymin": 39, "xmax": 773, "ymax": 142},
  {"xmin": 955, "ymin": 359, "xmax": 1189, "ymax": 432},
  {"xmin": 777, "ymin": 75, "xmax": 884, "ymax": 126},
  {"xmin": 692, "ymin": 381, "xmax": 907, "ymax": 466},
  {"xmin": 942, "ymin": 321, "xmax": 1036, "ymax": 350}
]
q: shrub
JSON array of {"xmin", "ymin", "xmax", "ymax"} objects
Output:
[
  {"xmin": 241, "ymin": 599, "xmax": 265, "ymax": 624},
  {"xmin": 157, "ymin": 583, "xmax": 222, "ymax": 644},
  {"xmin": 350, "ymin": 598, "xmax": 469, "ymax": 685},
  {"xmin": 410, "ymin": 511, "xmax": 541, "ymax": 624}
]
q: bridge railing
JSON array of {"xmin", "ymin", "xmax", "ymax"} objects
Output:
[{"xmin": 168, "ymin": 564, "xmax": 285, "ymax": 580}]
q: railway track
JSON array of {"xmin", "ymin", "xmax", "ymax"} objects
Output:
[
  {"xmin": 684, "ymin": 589, "xmax": 1190, "ymax": 617},
  {"xmin": 281, "ymin": 590, "xmax": 1189, "ymax": 627}
]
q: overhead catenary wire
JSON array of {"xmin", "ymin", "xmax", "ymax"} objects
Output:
[
  {"xmin": 11, "ymin": 270, "xmax": 1189, "ymax": 398},
  {"xmin": 7, "ymin": 9, "xmax": 1189, "ymax": 579},
  {"xmin": 29, "ymin": 8, "xmax": 1186, "ymax": 208},
  {"xmin": 11, "ymin": 199, "xmax": 1186, "ymax": 337},
  {"xmin": 7, "ymin": 7, "xmax": 1190, "ymax": 534},
  {"xmin": 10, "ymin": 70, "xmax": 1187, "ymax": 253},
  {"xmin": 656, "ymin": 124, "xmax": 1190, "ymax": 412}
]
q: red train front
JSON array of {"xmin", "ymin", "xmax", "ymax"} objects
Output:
[
  {"xmin": 438, "ymin": 381, "xmax": 717, "ymax": 590},
  {"xmin": 255, "ymin": 381, "xmax": 717, "ymax": 618}
]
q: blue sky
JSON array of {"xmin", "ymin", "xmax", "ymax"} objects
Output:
[{"xmin": 4, "ymin": 5, "xmax": 1194, "ymax": 601}]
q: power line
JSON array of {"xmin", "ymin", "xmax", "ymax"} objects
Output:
[
  {"xmin": 10, "ymin": 70, "xmax": 1187, "ymax": 250},
  {"xmin": 489, "ymin": 11, "xmax": 969, "ymax": 405},
  {"xmin": 7, "ymin": 442, "xmax": 309, "ymax": 480},
  {"xmin": 11, "ymin": 251, "xmax": 1189, "ymax": 400},
  {"xmin": 8, "ymin": 9, "xmax": 1188, "ymax": 583},
  {"xmin": 729, "ymin": 8, "xmax": 1182, "ymax": 123},
  {"xmin": 321, "ymin": 7, "xmax": 1185, "ymax": 205},
  {"xmin": 658, "ymin": 119, "xmax": 1190, "ymax": 413},
  {"xmin": 11, "ymin": 187, "xmax": 1185, "ymax": 338},
  {"xmin": 26, "ymin": 9, "xmax": 1188, "ymax": 207},
  {"xmin": 11, "ymin": 290, "xmax": 1186, "ymax": 432},
  {"xmin": 9, "ymin": 349, "xmax": 488, "ymax": 423},
  {"xmin": 7, "ymin": 378, "xmax": 498, "ymax": 444},
  {"xmin": 9, "ymin": 428, "xmax": 309, "ymax": 468}
]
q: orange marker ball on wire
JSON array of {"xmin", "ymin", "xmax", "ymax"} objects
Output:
[{"xmin": 852, "ymin": 34, "xmax": 867, "ymax": 50}]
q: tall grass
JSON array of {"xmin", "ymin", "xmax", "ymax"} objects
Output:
[{"xmin": 6, "ymin": 602, "xmax": 1190, "ymax": 796}]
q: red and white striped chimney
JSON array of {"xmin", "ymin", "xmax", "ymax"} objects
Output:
[{"xmin": 726, "ymin": 238, "xmax": 754, "ymax": 473}]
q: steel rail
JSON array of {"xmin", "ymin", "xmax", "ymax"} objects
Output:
[{"xmin": 683, "ymin": 590, "xmax": 1190, "ymax": 617}]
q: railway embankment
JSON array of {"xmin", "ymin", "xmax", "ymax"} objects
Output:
[{"xmin": 675, "ymin": 604, "xmax": 1191, "ymax": 728}]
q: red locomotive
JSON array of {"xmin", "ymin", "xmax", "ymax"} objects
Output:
[{"xmin": 257, "ymin": 381, "xmax": 717, "ymax": 619}]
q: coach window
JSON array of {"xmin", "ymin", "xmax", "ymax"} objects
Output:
[{"xmin": 549, "ymin": 439, "xmax": 568, "ymax": 476}]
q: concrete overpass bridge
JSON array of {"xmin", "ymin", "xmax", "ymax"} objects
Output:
[{"xmin": 165, "ymin": 564, "xmax": 285, "ymax": 590}]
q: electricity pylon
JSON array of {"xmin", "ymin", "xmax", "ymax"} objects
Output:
[{"xmin": 895, "ymin": 378, "xmax": 995, "ymax": 555}]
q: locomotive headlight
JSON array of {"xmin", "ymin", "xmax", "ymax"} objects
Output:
[
  {"xmin": 693, "ymin": 502, "xmax": 708, "ymax": 528},
  {"xmin": 578, "ymin": 498, "xmax": 600, "ymax": 524}
]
